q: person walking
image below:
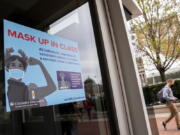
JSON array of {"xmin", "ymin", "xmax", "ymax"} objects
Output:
[{"xmin": 158, "ymin": 79, "xmax": 180, "ymax": 130}]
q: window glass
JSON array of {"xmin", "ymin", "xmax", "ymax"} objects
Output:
[{"xmin": 22, "ymin": 3, "xmax": 113, "ymax": 135}]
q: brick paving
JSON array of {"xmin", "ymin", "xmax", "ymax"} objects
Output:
[{"xmin": 150, "ymin": 117, "xmax": 180, "ymax": 135}]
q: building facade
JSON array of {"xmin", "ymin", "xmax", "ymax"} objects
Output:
[{"xmin": 136, "ymin": 57, "xmax": 147, "ymax": 86}]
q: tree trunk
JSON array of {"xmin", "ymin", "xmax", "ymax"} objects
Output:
[{"xmin": 158, "ymin": 70, "xmax": 166, "ymax": 82}]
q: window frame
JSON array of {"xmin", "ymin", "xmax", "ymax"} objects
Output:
[{"xmin": 1, "ymin": 1, "xmax": 122, "ymax": 135}]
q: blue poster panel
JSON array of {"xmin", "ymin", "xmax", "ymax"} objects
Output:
[{"xmin": 3, "ymin": 20, "xmax": 85, "ymax": 112}]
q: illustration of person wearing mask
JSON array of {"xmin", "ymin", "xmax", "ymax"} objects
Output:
[{"xmin": 5, "ymin": 48, "xmax": 56, "ymax": 110}]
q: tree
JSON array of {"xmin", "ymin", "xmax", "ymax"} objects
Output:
[{"xmin": 131, "ymin": 0, "xmax": 180, "ymax": 82}]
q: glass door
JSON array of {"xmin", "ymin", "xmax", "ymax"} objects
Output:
[{"xmin": 21, "ymin": 2, "xmax": 117, "ymax": 135}]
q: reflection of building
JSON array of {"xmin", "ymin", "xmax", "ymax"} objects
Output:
[
  {"xmin": 136, "ymin": 57, "xmax": 147, "ymax": 86},
  {"xmin": 129, "ymin": 31, "xmax": 147, "ymax": 86},
  {"xmin": 147, "ymin": 70, "xmax": 180, "ymax": 85}
]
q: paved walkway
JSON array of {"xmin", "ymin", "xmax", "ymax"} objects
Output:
[{"xmin": 150, "ymin": 117, "xmax": 180, "ymax": 135}]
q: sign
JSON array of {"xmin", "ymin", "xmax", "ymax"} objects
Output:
[{"xmin": 4, "ymin": 20, "xmax": 85, "ymax": 112}]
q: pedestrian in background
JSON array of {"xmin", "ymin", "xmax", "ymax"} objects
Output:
[{"xmin": 158, "ymin": 79, "xmax": 180, "ymax": 130}]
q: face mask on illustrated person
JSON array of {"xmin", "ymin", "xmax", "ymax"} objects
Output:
[{"xmin": 9, "ymin": 69, "xmax": 25, "ymax": 80}]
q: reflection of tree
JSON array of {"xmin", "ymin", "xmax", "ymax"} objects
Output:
[
  {"xmin": 84, "ymin": 77, "xmax": 95, "ymax": 96},
  {"xmin": 84, "ymin": 77, "xmax": 106, "ymax": 112},
  {"xmin": 84, "ymin": 77, "xmax": 103, "ymax": 96}
]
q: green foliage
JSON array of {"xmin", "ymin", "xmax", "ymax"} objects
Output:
[
  {"xmin": 143, "ymin": 80, "xmax": 180, "ymax": 105},
  {"xmin": 131, "ymin": 0, "xmax": 180, "ymax": 81}
]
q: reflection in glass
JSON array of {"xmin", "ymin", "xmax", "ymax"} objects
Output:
[
  {"xmin": 48, "ymin": 3, "xmax": 111, "ymax": 135},
  {"xmin": 0, "ymin": 2, "xmax": 112, "ymax": 135}
]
